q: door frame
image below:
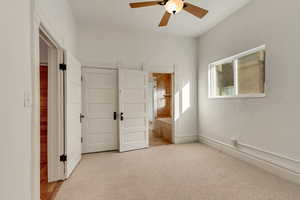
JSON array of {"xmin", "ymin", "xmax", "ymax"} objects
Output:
[
  {"xmin": 142, "ymin": 65, "xmax": 177, "ymax": 144},
  {"xmin": 31, "ymin": 14, "xmax": 65, "ymax": 200}
]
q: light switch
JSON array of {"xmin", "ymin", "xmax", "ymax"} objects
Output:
[{"xmin": 24, "ymin": 91, "xmax": 32, "ymax": 108}]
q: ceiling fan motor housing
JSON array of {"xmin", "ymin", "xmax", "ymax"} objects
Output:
[{"xmin": 164, "ymin": 0, "xmax": 184, "ymax": 14}]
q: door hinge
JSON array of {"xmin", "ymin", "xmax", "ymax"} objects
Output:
[
  {"xmin": 60, "ymin": 154, "xmax": 67, "ymax": 162},
  {"xmin": 80, "ymin": 113, "xmax": 85, "ymax": 123},
  {"xmin": 81, "ymin": 76, "xmax": 83, "ymax": 82},
  {"xmin": 59, "ymin": 64, "xmax": 67, "ymax": 71},
  {"xmin": 81, "ymin": 137, "xmax": 83, "ymax": 143}
]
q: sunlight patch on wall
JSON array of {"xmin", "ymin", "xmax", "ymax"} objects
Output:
[
  {"xmin": 182, "ymin": 82, "xmax": 190, "ymax": 113},
  {"xmin": 174, "ymin": 91, "xmax": 180, "ymax": 121}
]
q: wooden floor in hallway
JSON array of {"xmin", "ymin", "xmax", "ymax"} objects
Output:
[{"xmin": 41, "ymin": 180, "xmax": 63, "ymax": 200}]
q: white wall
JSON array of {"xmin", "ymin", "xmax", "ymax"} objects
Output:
[
  {"xmin": 77, "ymin": 26, "xmax": 199, "ymax": 143},
  {"xmin": 0, "ymin": 1, "xmax": 32, "ymax": 200},
  {"xmin": 36, "ymin": 0, "xmax": 77, "ymax": 54},
  {"xmin": 198, "ymin": 0, "xmax": 300, "ymax": 179},
  {"xmin": 0, "ymin": 0, "xmax": 77, "ymax": 199},
  {"xmin": 32, "ymin": 0, "xmax": 78, "ymax": 199}
]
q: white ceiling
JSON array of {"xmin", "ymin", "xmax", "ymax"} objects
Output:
[{"xmin": 68, "ymin": 0, "xmax": 251, "ymax": 37}]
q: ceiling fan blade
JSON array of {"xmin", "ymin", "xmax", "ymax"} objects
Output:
[
  {"xmin": 159, "ymin": 12, "xmax": 171, "ymax": 27},
  {"xmin": 183, "ymin": 2, "xmax": 208, "ymax": 19},
  {"xmin": 129, "ymin": 1, "xmax": 162, "ymax": 8}
]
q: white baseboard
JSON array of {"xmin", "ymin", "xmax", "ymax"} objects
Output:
[
  {"xmin": 199, "ymin": 135, "xmax": 300, "ymax": 185},
  {"xmin": 175, "ymin": 135, "xmax": 199, "ymax": 144}
]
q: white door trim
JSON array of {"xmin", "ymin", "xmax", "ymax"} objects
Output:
[{"xmin": 31, "ymin": 14, "xmax": 65, "ymax": 200}]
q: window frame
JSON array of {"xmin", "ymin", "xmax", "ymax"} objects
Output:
[{"xmin": 208, "ymin": 45, "xmax": 266, "ymax": 99}]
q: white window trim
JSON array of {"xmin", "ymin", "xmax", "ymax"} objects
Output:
[{"xmin": 208, "ymin": 45, "xmax": 266, "ymax": 99}]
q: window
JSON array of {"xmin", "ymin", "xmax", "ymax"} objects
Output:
[{"xmin": 209, "ymin": 45, "xmax": 266, "ymax": 98}]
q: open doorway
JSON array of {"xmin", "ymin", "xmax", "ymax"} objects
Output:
[
  {"xmin": 39, "ymin": 29, "xmax": 64, "ymax": 200},
  {"xmin": 148, "ymin": 73, "xmax": 173, "ymax": 147}
]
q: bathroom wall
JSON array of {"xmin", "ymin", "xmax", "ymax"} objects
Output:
[{"xmin": 153, "ymin": 73, "xmax": 172, "ymax": 119}]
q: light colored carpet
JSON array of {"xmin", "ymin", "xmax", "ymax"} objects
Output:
[{"xmin": 56, "ymin": 143, "xmax": 300, "ymax": 200}]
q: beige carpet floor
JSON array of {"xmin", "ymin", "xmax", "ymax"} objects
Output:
[{"xmin": 56, "ymin": 143, "xmax": 300, "ymax": 200}]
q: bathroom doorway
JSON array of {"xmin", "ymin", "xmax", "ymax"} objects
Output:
[{"xmin": 148, "ymin": 73, "xmax": 173, "ymax": 147}]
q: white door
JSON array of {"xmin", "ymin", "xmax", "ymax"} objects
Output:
[
  {"xmin": 82, "ymin": 68, "xmax": 118, "ymax": 153},
  {"xmin": 65, "ymin": 52, "xmax": 82, "ymax": 178},
  {"xmin": 119, "ymin": 69, "xmax": 149, "ymax": 152}
]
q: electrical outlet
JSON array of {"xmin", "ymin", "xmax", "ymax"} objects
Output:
[{"xmin": 231, "ymin": 138, "xmax": 238, "ymax": 147}]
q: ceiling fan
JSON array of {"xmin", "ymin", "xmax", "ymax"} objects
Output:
[{"xmin": 129, "ymin": 0, "xmax": 208, "ymax": 27}]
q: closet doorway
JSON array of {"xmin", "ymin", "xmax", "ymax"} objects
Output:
[
  {"xmin": 82, "ymin": 68, "xmax": 150, "ymax": 153},
  {"xmin": 81, "ymin": 67, "xmax": 175, "ymax": 153}
]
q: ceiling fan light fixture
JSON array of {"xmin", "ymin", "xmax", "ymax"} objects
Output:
[
  {"xmin": 129, "ymin": 0, "xmax": 209, "ymax": 27},
  {"xmin": 164, "ymin": 0, "xmax": 184, "ymax": 14}
]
